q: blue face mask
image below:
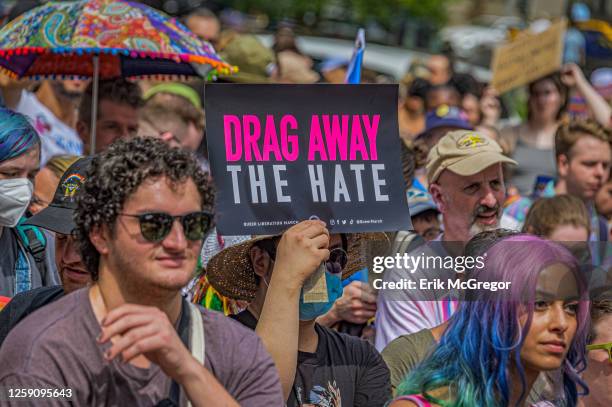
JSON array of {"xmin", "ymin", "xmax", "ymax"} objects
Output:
[{"xmin": 298, "ymin": 270, "xmax": 343, "ymax": 321}]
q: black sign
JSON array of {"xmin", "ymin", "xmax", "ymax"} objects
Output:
[{"xmin": 205, "ymin": 84, "xmax": 411, "ymax": 235}]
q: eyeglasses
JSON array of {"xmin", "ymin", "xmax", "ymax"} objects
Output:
[
  {"xmin": 586, "ymin": 342, "xmax": 612, "ymax": 362},
  {"xmin": 119, "ymin": 211, "xmax": 213, "ymax": 243},
  {"xmin": 259, "ymin": 239, "xmax": 348, "ymax": 275}
]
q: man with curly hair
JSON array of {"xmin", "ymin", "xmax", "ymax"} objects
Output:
[{"xmin": 0, "ymin": 137, "xmax": 284, "ymax": 406}]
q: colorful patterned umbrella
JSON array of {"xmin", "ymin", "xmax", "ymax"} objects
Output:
[
  {"xmin": 0, "ymin": 0, "xmax": 235, "ymax": 154},
  {"xmin": 0, "ymin": 0, "xmax": 234, "ymax": 80}
]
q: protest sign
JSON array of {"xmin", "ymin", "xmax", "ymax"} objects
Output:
[
  {"xmin": 205, "ymin": 84, "xmax": 412, "ymax": 235},
  {"xmin": 491, "ymin": 19, "xmax": 567, "ymax": 94}
]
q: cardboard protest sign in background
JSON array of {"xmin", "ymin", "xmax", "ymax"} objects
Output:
[
  {"xmin": 206, "ymin": 84, "xmax": 411, "ymax": 235},
  {"xmin": 491, "ymin": 19, "xmax": 567, "ymax": 94}
]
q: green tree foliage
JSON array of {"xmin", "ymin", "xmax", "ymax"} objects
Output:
[
  {"xmin": 351, "ymin": 0, "xmax": 454, "ymax": 26},
  {"xmin": 223, "ymin": 0, "xmax": 456, "ymax": 28},
  {"xmin": 228, "ymin": 0, "xmax": 325, "ymax": 21}
]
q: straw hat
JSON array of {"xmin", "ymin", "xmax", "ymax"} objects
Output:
[{"xmin": 206, "ymin": 232, "xmax": 389, "ymax": 301}]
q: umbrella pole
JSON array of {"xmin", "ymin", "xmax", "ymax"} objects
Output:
[{"xmin": 90, "ymin": 55, "xmax": 100, "ymax": 155}]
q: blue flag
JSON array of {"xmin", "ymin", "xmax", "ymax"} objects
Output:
[{"xmin": 345, "ymin": 28, "xmax": 365, "ymax": 84}]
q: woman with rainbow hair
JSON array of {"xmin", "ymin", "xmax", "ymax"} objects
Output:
[{"xmin": 389, "ymin": 235, "xmax": 590, "ymax": 407}]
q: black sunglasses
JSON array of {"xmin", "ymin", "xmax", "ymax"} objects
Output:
[{"xmin": 120, "ymin": 211, "xmax": 213, "ymax": 243}]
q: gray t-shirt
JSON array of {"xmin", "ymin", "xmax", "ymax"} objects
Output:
[
  {"xmin": 0, "ymin": 288, "xmax": 284, "ymax": 406},
  {"xmin": 382, "ymin": 329, "xmax": 435, "ymax": 393}
]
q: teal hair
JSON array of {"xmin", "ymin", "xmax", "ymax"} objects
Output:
[
  {"xmin": 396, "ymin": 235, "xmax": 589, "ymax": 406},
  {"xmin": 0, "ymin": 107, "xmax": 40, "ymax": 162}
]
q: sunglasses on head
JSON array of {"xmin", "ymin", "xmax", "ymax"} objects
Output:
[
  {"xmin": 586, "ymin": 342, "xmax": 612, "ymax": 362},
  {"xmin": 120, "ymin": 211, "xmax": 213, "ymax": 243},
  {"xmin": 324, "ymin": 248, "xmax": 349, "ymax": 275}
]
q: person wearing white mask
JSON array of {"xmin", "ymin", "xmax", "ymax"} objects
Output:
[{"xmin": 0, "ymin": 108, "xmax": 57, "ymax": 298}]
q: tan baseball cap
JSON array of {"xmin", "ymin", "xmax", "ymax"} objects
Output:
[{"xmin": 426, "ymin": 130, "xmax": 517, "ymax": 183}]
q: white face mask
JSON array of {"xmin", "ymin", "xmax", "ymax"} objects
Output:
[{"xmin": 0, "ymin": 178, "xmax": 33, "ymax": 227}]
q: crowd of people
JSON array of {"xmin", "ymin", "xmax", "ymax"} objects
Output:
[{"xmin": 0, "ymin": 2, "xmax": 610, "ymax": 407}]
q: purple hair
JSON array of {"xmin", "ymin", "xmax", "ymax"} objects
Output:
[
  {"xmin": 482, "ymin": 235, "xmax": 589, "ymax": 399},
  {"xmin": 397, "ymin": 234, "xmax": 590, "ymax": 406}
]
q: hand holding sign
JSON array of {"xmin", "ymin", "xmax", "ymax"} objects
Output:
[
  {"xmin": 273, "ymin": 220, "xmax": 330, "ymax": 291},
  {"xmin": 560, "ymin": 63, "xmax": 587, "ymax": 88}
]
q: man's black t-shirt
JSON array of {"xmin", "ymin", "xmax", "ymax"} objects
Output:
[
  {"xmin": 231, "ymin": 310, "xmax": 391, "ymax": 407},
  {"xmin": 0, "ymin": 285, "xmax": 64, "ymax": 347}
]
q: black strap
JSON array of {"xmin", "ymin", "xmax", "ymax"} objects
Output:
[
  {"xmin": 155, "ymin": 299, "xmax": 191, "ymax": 407},
  {"xmin": 24, "ymin": 228, "xmax": 47, "ymax": 281},
  {"xmin": 24, "ymin": 228, "xmax": 45, "ymax": 258}
]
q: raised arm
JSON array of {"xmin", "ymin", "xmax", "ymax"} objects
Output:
[
  {"xmin": 561, "ymin": 63, "xmax": 611, "ymax": 126},
  {"xmin": 255, "ymin": 220, "xmax": 330, "ymax": 399},
  {"xmin": 0, "ymin": 74, "xmax": 28, "ymax": 109}
]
